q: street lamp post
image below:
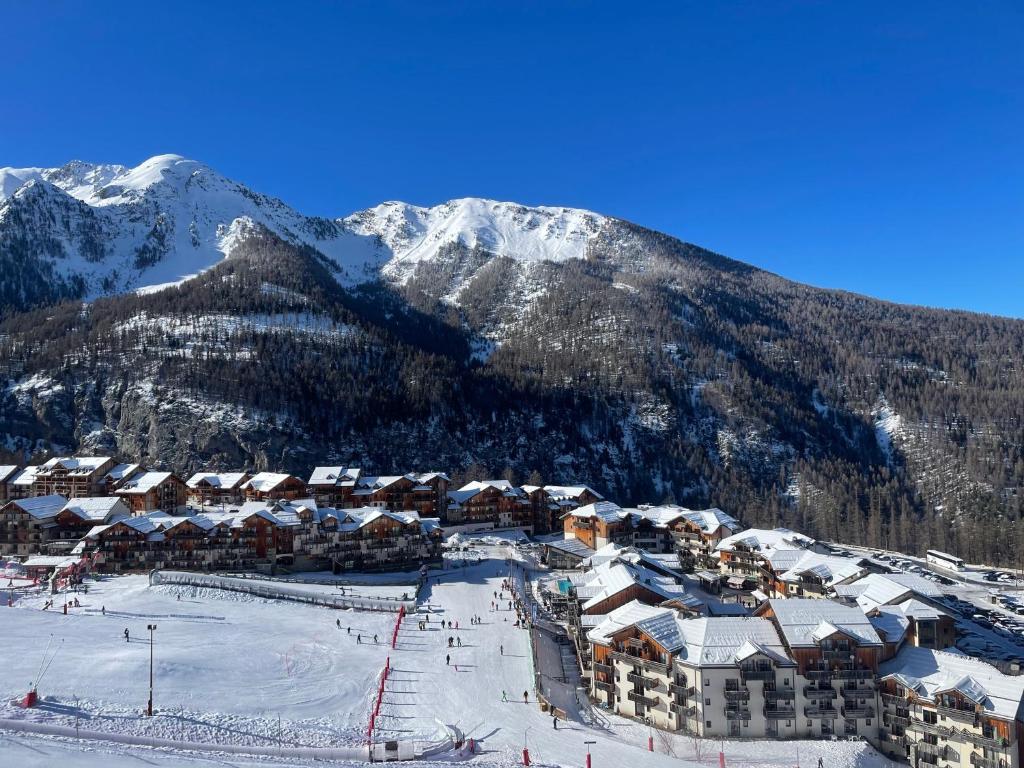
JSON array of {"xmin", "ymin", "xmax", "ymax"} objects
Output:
[
  {"xmin": 146, "ymin": 623, "xmax": 157, "ymax": 716},
  {"xmin": 585, "ymin": 739, "xmax": 596, "ymax": 768}
]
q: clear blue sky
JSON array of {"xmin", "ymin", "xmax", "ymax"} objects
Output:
[{"xmin": 3, "ymin": 2, "xmax": 1022, "ymax": 316}]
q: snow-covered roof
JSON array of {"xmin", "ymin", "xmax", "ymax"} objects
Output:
[
  {"xmin": 186, "ymin": 471, "xmax": 249, "ymax": 489},
  {"xmin": 566, "ymin": 501, "xmax": 625, "ymax": 523},
  {"xmin": 778, "ymin": 552, "xmax": 867, "ymax": 587},
  {"xmin": 5, "ymin": 494, "xmax": 68, "ymax": 519},
  {"xmin": 576, "ymin": 560, "xmax": 697, "ymax": 611},
  {"xmin": 716, "ymin": 527, "xmax": 815, "ymax": 553},
  {"xmin": 676, "ymin": 617, "xmax": 791, "ymax": 666},
  {"xmin": 844, "ymin": 572, "xmax": 944, "ymax": 612},
  {"xmin": 897, "ymin": 598, "xmax": 946, "ymax": 621},
  {"xmin": 544, "ymin": 538, "xmax": 596, "ymax": 559},
  {"xmin": 586, "ymin": 600, "xmax": 667, "ymax": 645},
  {"xmin": 0, "ymin": 465, "xmax": 19, "ymax": 483},
  {"xmin": 544, "ymin": 484, "xmax": 603, "ymax": 501},
  {"xmin": 868, "ymin": 605, "xmax": 911, "ymax": 644},
  {"xmin": 682, "ymin": 508, "xmax": 742, "ymax": 535},
  {"xmin": 766, "ymin": 598, "xmax": 882, "ymax": 648},
  {"xmin": 242, "ymin": 472, "xmax": 298, "ymax": 493},
  {"xmin": 307, "ymin": 466, "xmax": 360, "ymax": 486},
  {"xmin": 38, "ymin": 456, "xmax": 111, "ymax": 475},
  {"xmin": 416, "ymin": 472, "xmax": 449, "ymax": 484},
  {"xmin": 61, "ymin": 496, "xmax": 128, "ymax": 522},
  {"xmin": 880, "ymin": 646, "xmax": 1024, "ymax": 722},
  {"xmin": 116, "ymin": 471, "xmax": 176, "ymax": 494},
  {"xmin": 104, "ymin": 463, "xmax": 140, "ymax": 483},
  {"xmin": 10, "ymin": 465, "xmax": 40, "ymax": 486},
  {"xmin": 625, "ymin": 505, "xmax": 689, "ymax": 527}
]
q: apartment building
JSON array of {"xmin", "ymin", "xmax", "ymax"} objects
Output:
[
  {"xmin": 588, "ymin": 601, "xmax": 800, "ymax": 738},
  {"xmin": 715, "ymin": 528, "xmax": 816, "ymax": 592},
  {"xmin": 447, "ymin": 480, "xmax": 532, "ymax": 528},
  {"xmin": 31, "ymin": 457, "xmax": 116, "ymax": 498},
  {"xmin": 0, "ymin": 465, "xmax": 19, "ymax": 503},
  {"xmin": 878, "ymin": 646, "xmax": 1023, "ymax": 768},
  {"xmin": 185, "ymin": 472, "xmax": 249, "ymax": 507},
  {"xmin": 772, "ymin": 551, "xmax": 869, "ymax": 599},
  {"xmin": 672, "ymin": 508, "xmax": 743, "ymax": 570},
  {"xmin": 115, "ymin": 471, "xmax": 188, "ymax": 514},
  {"xmin": 241, "ymin": 472, "xmax": 307, "ymax": 501},
  {"xmin": 0, "ymin": 495, "xmax": 68, "ymax": 557},
  {"xmin": 757, "ymin": 598, "xmax": 884, "ymax": 740}
]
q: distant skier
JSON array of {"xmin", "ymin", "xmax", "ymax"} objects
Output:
[
  {"xmin": 347, "ymin": 626, "xmax": 351, "ymax": 635},
  {"xmin": 523, "ymin": 691, "xmax": 528, "ymax": 704},
  {"xmin": 500, "ymin": 644, "xmax": 504, "ymax": 656},
  {"xmin": 101, "ymin": 605, "xmax": 105, "ymax": 615},
  {"xmin": 373, "ymin": 634, "xmax": 378, "ymax": 644},
  {"xmin": 457, "ymin": 637, "xmax": 462, "ymax": 647},
  {"xmin": 337, "ymin": 618, "xmax": 341, "ymax": 629},
  {"xmin": 553, "ymin": 714, "xmax": 558, "ymax": 729},
  {"xmin": 502, "ymin": 690, "xmax": 508, "ymax": 702},
  {"xmin": 357, "ymin": 634, "xmax": 362, "ymax": 644},
  {"xmin": 124, "ymin": 628, "xmax": 129, "ymax": 643},
  {"xmin": 446, "ymin": 654, "xmax": 450, "ymax": 665}
]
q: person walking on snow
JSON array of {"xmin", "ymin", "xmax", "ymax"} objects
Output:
[
  {"xmin": 500, "ymin": 644, "xmax": 504, "ymax": 656},
  {"xmin": 446, "ymin": 654, "xmax": 450, "ymax": 665},
  {"xmin": 553, "ymin": 714, "xmax": 558, "ymax": 729},
  {"xmin": 124, "ymin": 628, "xmax": 129, "ymax": 642},
  {"xmin": 502, "ymin": 691, "xmax": 508, "ymax": 702},
  {"xmin": 457, "ymin": 637, "xmax": 462, "ymax": 647},
  {"xmin": 373, "ymin": 634, "xmax": 378, "ymax": 644},
  {"xmin": 357, "ymin": 634, "xmax": 362, "ymax": 644},
  {"xmin": 523, "ymin": 691, "xmax": 528, "ymax": 704}
]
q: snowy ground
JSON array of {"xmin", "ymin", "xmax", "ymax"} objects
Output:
[{"xmin": 1, "ymin": 548, "xmax": 901, "ymax": 768}]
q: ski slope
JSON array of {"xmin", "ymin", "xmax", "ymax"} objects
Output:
[{"xmin": 1, "ymin": 547, "xmax": 901, "ymax": 767}]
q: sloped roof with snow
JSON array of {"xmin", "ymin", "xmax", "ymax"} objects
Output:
[
  {"xmin": 116, "ymin": 471, "xmax": 175, "ymax": 494},
  {"xmin": 586, "ymin": 600, "xmax": 670, "ymax": 646},
  {"xmin": 880, "ymin": 646, "xmax": 1024, "ymax": 721},
  {"xmin": 779, "ymin": 552, "xmax": 867, "ymax": 586},
  {"xmin": 544, "ymin": 485, "xmax": 603, "ymax": 501},
  {"xmin": 0, "ymin": 465, "xmax": 19, "ymax": 483},
  {"xmin": 61, "ymin": 496, "xmax": 128, "ymax": 522},
  {"xmin": 242, "ymin": 472, "xmax": 297, "ymax": 492},
  {"xmin": 716, "ymin": 527, "xmax": 815, "ymax": 553},
  {"xmin": 577, "ymin": 560, "xmax": 695, "ymax": 611},
  {"xmin": 767, "ymin": 598, "xmax": 882, "ymax": 648},
  {"xmin": 6, "ymin": 494, "xmax": 68, "ymax": 519},
  {"xmin": 39, "ymin": 456, "xmax": 111, "ymax": 475},
  {"xmin": 307, "ymin": 466, "xmax": 360, "ymax": 486},
  {"xmin": 675, "ymin": 617, "xmax": 791, "ymax": 666},
  {"xmin": 845, "ymin": 572, "xmax": 944, "ymax": 612},
  {"xmin": 869, "ymin": 605, "xmax": 911, "ymax": 644},
  {"xmin": 11, "ymin": 466, "xmax": 40, "ymax": 485},
  {"xmin": 683, "ymin": 508, "xmax": 742, "ymax": 534},
  {"xmin": 104, "ymin": 463, "xmax": 140, "ymax": 483},
  {"xmin": 186, "ymin": 471, "xmax": 249, "ymax": 489},
  {"xmin": 544, "ymin": 538, "xmax": 596, "ymax": 559},
  {"xmin": 566, "ymin": 501, "xmax": 625, "ymax": 523}
]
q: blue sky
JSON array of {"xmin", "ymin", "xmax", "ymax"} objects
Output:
[{"xmin": 3, "ymin": 2, "xmax": 1022, "ymax": 316}]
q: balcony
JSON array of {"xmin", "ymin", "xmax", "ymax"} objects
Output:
[
  {"xmin": 833, "ymin": 668, "xmax": 874, "ymax": 680},
  {"xmin": 840, "ymin": 687, "xmax": 867, "ymax": 699},
  {"xmin": 592, "ymin": 661, "xmax": 613, "ymax": 674},
  {"xmin": 911, "ymin": 720, "xmax": 951, "ymax": 738},
  {"xmin": 765, "ymin": 689, "xmax": 795, "ymax": 701},
  {"xmin": 938, "ymin": 705, "xmax": 978, "ymax": 725},
  {"xmin": 626, "ymin": 672, "xmax": 659, "ymax": 689},
  {"xmin": 725, "ymin": 708, "xmax": 751, "ymax": 720},
  {"xmin": 804, "ymin": 687, "xmax": 837, "ymax": 700},
  {"xmin": 881, "ymin": 692, "xmax": 907, "ymax": 707},
  {"xmin": 888, "ymin": 715, "xmax": 911, "ymax": 728},
  {"xmin": 612, "ymin": 652, "xmax": 669, "ymax": 676},
  {"xmin": 740, "ymin": 668, "xmax": 775, "ymax": 682},
  {"xmin": 968, "ymin": 733, "xmax": 1011, "ymax": 750},
  {"xmin": 764, "ymin": 707, "xmax": 796, "ymax": 720},
  {"xmin": 805, "ymin": 669, "xmax": 832, "ymax": 681},
  {"xmin": 627, "ymin": 690, "xmax": 660, "ymax": 708},
  {"xmin": 669, "ymin": 682, "xmax": 694, "ymax": 696},
  {"xmin": 971, "ymin": 754, "xmax": 1008, "ymax": 768},
  {"xmin": 670, "ymin": 702, "xmax": 696, "ymax": 717},
  {"xmin": 805, "ymin": 705, "xmax": 838, "ymax": 719},
  {"xmin": 594, "ymin": 680, "xmax": 615, "ymax": 693},
  {"xmin": 724, "ymin": 689, "xmax": 750, "ymax": 702},
  {"xmin": 842, "ymin": 705, "xmax": 876, "ymax": 719}
]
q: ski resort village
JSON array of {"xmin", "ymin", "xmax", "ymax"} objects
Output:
[{"xmin": 0, "ymin": 456, "xmax": 1023, "ymax": 768}]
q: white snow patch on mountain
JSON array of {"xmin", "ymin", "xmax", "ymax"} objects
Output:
[{"xmin": 873, "ymin": 396, "xmax": 904, "ymax": 461}]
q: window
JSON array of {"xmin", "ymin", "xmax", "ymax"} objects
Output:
[
  {"xmin": 705, "ymin": 698, "xmax": 711, "ymax": 705},
  {"xmin": 785, "ymin": 720, "xmax": 792, "ymax": 727},
  {"xmin": 706, "ymin": 721, "xmax": 712, "ymax": 728},
  {"xmin": 784, "ymin": 678, "xmax": 791, "ymax": 686},
  {"xmin": 705, "ymin": 679, "xmax": 710, "ymax": 685},
  {"xmin": 923, "ymin": 711, "xmax": 937, "ymax": 725}
]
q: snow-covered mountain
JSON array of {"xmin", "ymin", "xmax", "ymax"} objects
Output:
[{"xmin": 0, "ymin": 154, "xmax": 613, "ymax": 313}]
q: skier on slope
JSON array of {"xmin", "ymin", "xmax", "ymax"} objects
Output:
[
  {"xmin": 523, "ymin": 691, "xmax": 528, "ymax": 704},
  {"xmin": 502, "ymin": 691, "xmax": 508, "ymax": 702},
  {"xmin": 124, "ymin": 628, "xmax": 130, "ymax": 643},
  {"xmin": 446, "ymin": 654, "xmax": 450, "ymax": 665}
]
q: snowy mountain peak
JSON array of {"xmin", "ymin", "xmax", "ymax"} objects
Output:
[{"xmin": 346, "ymin": 197, "xmax": 608, "ymax": 283}]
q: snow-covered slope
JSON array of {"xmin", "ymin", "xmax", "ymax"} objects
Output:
[
  {"xmin": 0, "ymin": 155, "xmax": 385, "ymax": 301},
  {"xmin": 0, "ymin": 155, "xmax": 612, "ymax": 309},
  {"xmin": 345, "ymin": 197, "xmax": 607, "ymax": 284}
]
